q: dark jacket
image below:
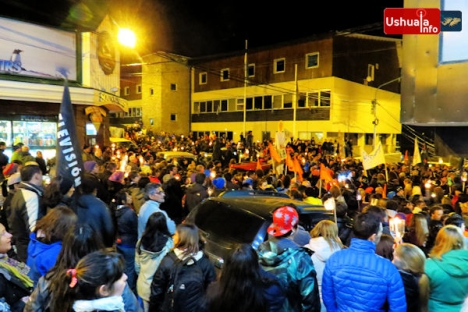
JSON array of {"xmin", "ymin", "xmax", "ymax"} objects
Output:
[
  {"xmin": 115, "ymin": 205, "xmax": 138, "ymax": 247},
  {"xmin": 0, "ymin": 260, "xmax": 32, "ymax": 312},
  {"xmin": 184, "ymin": 183, "xmax": 208, "ymax": 212},
  {"xmin": 76, "ymin": 194, "xmax": 115, "ymax": 248},
  {"xmin": 35, "ymin": 157, "xmax": 47, "ymax": 175},
  {"xmin": 399, "ymin": 270, "xmax": 421, "ymax": 312},
  {"xmin": 206, "ymin": 268, "xmax": 285, "ymax": 312},
  {"xmin": 8, "ymin": 182, "xmax": 44, "ymax": 262},
  {"xmin": 258, "ymin": 239, "xmax": 321, "ymax": 312},
  {"xmin": 149, "ymin": 250, "xmax": 217, "ymax": 312}
]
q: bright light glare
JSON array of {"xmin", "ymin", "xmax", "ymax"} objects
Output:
[{"xmin": 118, "ymin": 28, "xmax": 136, "ymax": 48}]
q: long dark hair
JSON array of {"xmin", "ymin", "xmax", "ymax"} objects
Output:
[
  {"xmin": 209, "ymin": 244, "xmax": 273, "ymax": 312},
  {"xmin": 46, "ymin": 224, "xmax": 105, "ymax": 281},
  {"xmin": 140, "ymin": 212, "xmax": 171, "ymax": 252},
  {"xmin": 48, "ymin": 250, "xmax": 124, "ymax": 312}
]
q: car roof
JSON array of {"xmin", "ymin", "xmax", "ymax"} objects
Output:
[
  {"xmin": 208, "ymin": 196, "xmax": 326, "ymax": 219},
  {"xmin": 219, "ymin": 189, "xmax": 290, "ymax": 199},
  {"xmin": 156, "ymin": 151, "xmax": 197, "ymax": 159}
]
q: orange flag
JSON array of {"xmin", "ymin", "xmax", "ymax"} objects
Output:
[
  {"xmin": 256, "ymin": 158, "xmax": 262, "ymax": 171},
  {"xmin": 382, "ymin": 183, "xmax": 387, "ymax": 199},
  {"xmin": 293, "ymin": 155, "xmax": 303, "ymax": 181},
  {"xmin": 268, "ymin": 142, "xmax": 282, "ymax": 163},
  {"xmin": 320, "ymin": 163, "xmax": 334, "ymax": 184},
  {"xmin": 404, "ymin": 150, "xmax": 409, "ymax": 163}
]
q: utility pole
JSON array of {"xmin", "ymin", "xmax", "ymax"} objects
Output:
[{"xmin": 372, "ymin": 77, "xmax": 401, "ymax": 149}]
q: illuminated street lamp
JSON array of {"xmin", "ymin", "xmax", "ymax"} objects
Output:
[{"xmin": 118, "ymin": 28, "xmax": 136, "ymax": 48}]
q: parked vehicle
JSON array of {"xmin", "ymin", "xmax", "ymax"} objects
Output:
[
  {"xmin": 218, "ymin": 189, "xmax": 290, "ymax": 199},
  {"xmin": 156, "ymin": 151, "xmax": 198, "ymax": 161},
  {"xmin": 185, "ymin": 196, "xmax": 333, "ymax": 269}
]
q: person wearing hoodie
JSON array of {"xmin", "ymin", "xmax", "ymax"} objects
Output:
[
  {"xmin": 426, "ymin": 225, "xmax": 468, "ymax": 312},
  {"xmin": 149, "ymin": 223, "xmax": 216, "ymax": 312},
  {"xmin": 135, "ymin": 212, "xmax": 173, "ymax": 311},
  {"xmin": 184, "ymin": 173, "xmax": 208, "ymax": 213},
  {"xmin": 26, "ymin": 207, "xmax": 77, "ymax": 286},
  {"xmin": 304, "ymin": 220, "xmax": 343, "ymax": 312},
  {"xmin": 76, "ymin": 175, "xmax": 115, "ymax": 248},
  {"xmin": 258, "ymin": 206, "xmax": 321, "ymax": 312}
]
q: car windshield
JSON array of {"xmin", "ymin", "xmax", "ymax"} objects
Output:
[{"xmin": 193, "ymin": 200, "xmax": 265, "ymax": 244}]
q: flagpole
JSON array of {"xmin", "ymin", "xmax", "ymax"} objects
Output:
[{"xmin": 243, "ymin": 40, "xmax": 248, "ymax": 141}]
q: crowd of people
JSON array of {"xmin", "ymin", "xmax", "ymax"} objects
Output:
[{"xmin": 0, "ymin": 131, "xmax": 467, "ymax": 311}]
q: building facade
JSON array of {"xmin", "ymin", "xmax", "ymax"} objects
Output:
[{"xmin": 190, "ymin": 33, "xmax": 402, "ymax": 155}]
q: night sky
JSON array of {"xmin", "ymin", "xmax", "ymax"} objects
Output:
[{"xmin": 0, "ymin": 0, "xmax": 403, "ymax": 57}]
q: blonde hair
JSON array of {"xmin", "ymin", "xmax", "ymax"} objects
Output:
[
  {"xmin": 429, "ymin": 225, "xmax": 465, "ymax": 260},
  {"xmin": 310, "ymin": 220, "xmax": 343, "ymax": 250},
  {"xmin": 410, "ymin": 213, "xmax": 429, "ymax": 247},
  {"xmin": 394, "ymin": 243, "xmax": 429, "ymax": 312}
]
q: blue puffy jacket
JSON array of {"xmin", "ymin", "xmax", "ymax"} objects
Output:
[{"xmin": 322, "ymin": 238, "xmax": 406, "ymax": 312}]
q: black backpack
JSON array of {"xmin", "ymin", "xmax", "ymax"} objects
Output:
[{"xmin": 162, "ymin": 252, "xmax": 206, "ymax": 312}]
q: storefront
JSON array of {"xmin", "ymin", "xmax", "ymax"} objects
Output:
[{"xmin": 0, "ymin": 15, "xmax": 127, "ymax": 163}]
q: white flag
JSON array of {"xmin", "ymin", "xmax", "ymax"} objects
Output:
[
  {"xmin": 362, "ymin": 143, "xmax": 386, "ymax": 170},
  {"xmin": 413, "ymin": 137, "xmax": 422, "ymax": 166}
]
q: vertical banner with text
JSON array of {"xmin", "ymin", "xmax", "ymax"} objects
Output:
[{"xmin": 56, "ymin": 82, "xmax": 84, "ymax": 194}]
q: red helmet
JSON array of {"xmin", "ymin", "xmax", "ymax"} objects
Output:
[{"xmin": 267, "ymin": 206, "xmax": 299, "ymax": 237}]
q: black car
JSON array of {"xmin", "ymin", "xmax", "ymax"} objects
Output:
[
  {"xmin": 218, "ymin": 189, "xmax": 290, "ymax": 199},
  {"xmin": 185, "ymin": 196, "xmax": 333, "ymax": 269}
]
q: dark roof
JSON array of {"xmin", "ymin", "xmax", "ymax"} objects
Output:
[{"xmin": 211, "ymin": 196, "xmax": 325, "ymax": 219}]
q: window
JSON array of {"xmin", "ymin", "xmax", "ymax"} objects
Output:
[
  {"xmin": 136, "ymin": 85, "xmax": 142, "ymax": 94},
  {"xmin": 128, "ymin": 107, "xmax": 142, "ymax": 117},
  {"xmin": 264, "ymin": 96, "xmax": 272, "ymax": 109},
  {"xmin": 150, "ymin": 88, "xmax": 154, "ymax": 95},
  {"xmin": 246, "ymin": 98, "xmax": 253, "ymax": 110},
  {"xmin": 306, "ymin": 52, "xmax": 319, "ymax": 69},
  {"xmin": 284, "ymin": 94, "xmax": 293, "ymax": 108},
  {"xmin": 206, "ymin": 101, "xmax": 213, "ymax": 113},
  {"xmin": 236, "ymin": 99, "xmax": 244, "ymax": 111},
  {"xmin": 298, "ymin": 93, "xmax": 306, "ymax": 107},
  {"xmin": 124, "ymin": 86, "xmax": 129, "ymax": 96},
  {"xmin": 321, "ymin": 91, "xmax": 331, "ymax": 107},
  {"xmin": 248, "ymin": 64, "xmax": 255, "ymax": 77},
  {"xmin": 221, "ymin": 68, "xmax": 230, "ymax": 81},
  {"xmin": 307, "ymin": 90, "xmax": 331, "ymax": 107},
  {"xmin": 171, "ymin": 114, "xmax": 177, "ymax": 121},
  {"xmin": 200, "ymin": 72, "xmax": 207, "ymax": 84},
  {"xmin": 274, "ymin": 58, "xmax": 285, "ymax": 73},
  {"xmin": 171, "ymin": 83, "xmax": 177, "ymax": 91},
  {"xmin": 221, "ymin": 100, "xmax": 228, "ymax": 111},
  {"xmin": 254, "ymin": 96, "xmax": 262, "ymax": 110}
]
